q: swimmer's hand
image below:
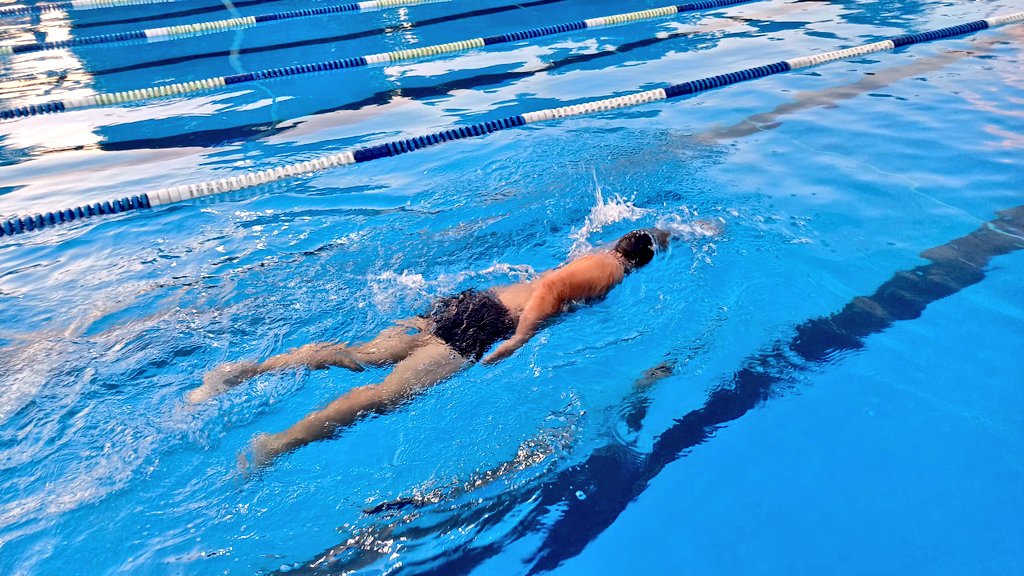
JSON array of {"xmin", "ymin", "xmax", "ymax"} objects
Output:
[
  {"xmin": 482, "ymin": 336, "xmax": 527, "ymax": 365},
  {"xmin": 188, "ymin": 361, "xmax": 260, "ymax": 403},
  {"xmin": 693, "ymin": 218, "xmax": 723, "ymax": 237}
]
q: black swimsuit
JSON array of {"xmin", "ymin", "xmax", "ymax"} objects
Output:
[{"xmin": 425, "ymin": 289, "xmax": 516, "ymax": 361}]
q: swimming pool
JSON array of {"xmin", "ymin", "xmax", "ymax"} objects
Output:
[{"xmin": 0, "ymin": 0, "xmax": 1022, "ymax": 573}]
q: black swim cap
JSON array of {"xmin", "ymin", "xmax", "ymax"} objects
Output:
[{"xmin": 614, "ymin": 230, "xmax": 657, "ymax": 270}]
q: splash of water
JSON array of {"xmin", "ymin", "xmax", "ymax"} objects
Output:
[
  {"xmin": 366, "ymin": 271, "xmax": 431, "ymax": 314},
  {"xmin": 568, "ymin": 173, "xmax": 725, "ymax": 258},
  {"xmin": 569, "ymin": 177, "xmax": 651, "ymax": 257}
]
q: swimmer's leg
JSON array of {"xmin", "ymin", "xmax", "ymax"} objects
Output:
[
  {"xmin": 275, "ymin": 317, "xmax": 432, "ymax": 371},
  {"xmin": 187, "ymin": 343, "xmax": 360, "ymax": 404},
  {"xmin": 188, "ymin": 319, "xmax": 431, "ymax": 404},
  {"xmin": 246, "ymin": 339, "xmax": 465, "ymax": 468},
  {"xmin": 345, "ymin": 317, "xmax": 432, "ymax": 367}
]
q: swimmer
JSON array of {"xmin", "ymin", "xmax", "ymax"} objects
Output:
[{"xmin": 190, "ymin": 229, "xmax": 678, "ymax": 467}]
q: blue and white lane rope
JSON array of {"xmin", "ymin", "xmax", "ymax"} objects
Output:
[
  {"xmin": 0, "ymin": 0, "xmax": 447, "ymax": 56},
  {"xmin": 2, "ymin": 12, "xmax": 1021, "ymax": 239},
  {"xmin": 0, "ymin": 0, "xmax": 176, "ymax": 18},
  {"xmin": 0, "ymin": 0, "xmax": 755, "ymax": 120}
]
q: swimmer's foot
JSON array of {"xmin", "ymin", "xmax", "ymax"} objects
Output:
[
  {"xmin": 188, "ymin": 361, "xmax": 260, "ymax": 404},
  {"xmin": 238, "ymin": 433, "xmax": 280, "ymax": 475}
]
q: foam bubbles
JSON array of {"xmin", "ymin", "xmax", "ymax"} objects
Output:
[{"xmin": 655, "ymin": 212, "xmax": 724, "ymax": 239}]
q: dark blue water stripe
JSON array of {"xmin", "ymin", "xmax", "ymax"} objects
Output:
[
  {"xmin": 351, "ymin": 116, "xmax": 526, "ymax": 162},
  {"xmin": 890, "ymin": 19, "xmax": 989, "ymax": 47},
  {"xmin": 664, "ymin": 61, "xmax": 790, "ymax": 97},
  {"xmin": 0, "ymin": 194, "xmax": 150, "ymax": 238}
]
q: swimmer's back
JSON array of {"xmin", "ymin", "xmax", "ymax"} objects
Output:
[
  {"xmin": 492, "ymin": 252, "xmax": 624, "ymax": 314},
  {"xmin": 538, "ymin": 253, "xmax": 625, "ymax": 304}
]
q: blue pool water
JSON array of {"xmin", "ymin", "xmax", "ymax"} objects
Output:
[{"xmin": 0, "ymin": 0, "xmax": 1022, "ymax": 574}]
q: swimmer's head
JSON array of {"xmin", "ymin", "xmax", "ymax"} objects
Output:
[{"xmin": 613, "ymin": 228, "xmax": 671, "ymax": 271}]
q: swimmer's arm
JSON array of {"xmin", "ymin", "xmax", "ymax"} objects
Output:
[{"xmin": 482, "ymin": 286, "xmax": 562, "ymax": 364}]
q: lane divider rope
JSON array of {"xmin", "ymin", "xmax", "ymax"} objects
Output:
[
  {"xmin": 0, "ymin": 0, "xmax": 448, "ymax": 56},
  {"xmin": 0, "ymin": 0, "xmax": 177, "ymax": 18},
  {"xmin": 2, "ymin": 12, "xmax": 1021, "ymax": 238},
  {"xmin": 0, "ymin": 0, "xmax": 755, "ymax": 119}
]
